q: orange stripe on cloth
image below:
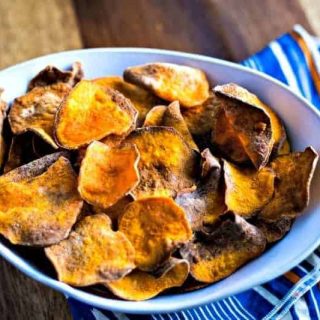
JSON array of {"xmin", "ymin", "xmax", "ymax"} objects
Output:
[
  {"xmin": 291, "ymin": 30, "xmax": 320, "ymax": 95},
  {"xmin": 284, "ymin": 271, "xmax": 300, "ymax": 284}
]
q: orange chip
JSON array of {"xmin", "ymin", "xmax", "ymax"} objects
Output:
[
  {"xmin": 260, "ymin": 147, "xmax": 318, "ymax": 221},
  {"xmin": 143, "ymin": 105, "xmax": 167, "ymax": 127},
  {"xmin": 124, "ymin": 63, "xmax": 210, "ymax": 107},
  {"xmin": 180, "ymin": 213, "xmax": 266, "ymax": 283},
  {"xmin": 107, "ymin": 258, "xmax": 189, "ymax": 301},
  {"xmin": 0, "ymin": 89, "xmax": 8, "ymax": 168},
  {"xmin": 214, "ymin": 83, "xmax": 286, "ymax": 154},
  {"xmin": 45, "ymin": 214, "xmax": 135, "ymax": 286},
  {"xmin": 124, "ymin": 127, "xmax": 198, "ymax": 199},
  {"xmin": 28, "ymin": 62, "xmax": 83, "ymax": 90},
  {"xmin": 94, "ymin": 76, "xmax": 159, "ymax": 125},
  {"xmin": 9, "ymin": 83, "xmax": 71, "ymax": 148},
  {"xmin": 54, "ymin": 80, "xmax": 137, "ymax": 149},
  {"xmin": 0, "ymin": 155, "xmax": 82, "ymax": 246},
  {"xmin": 277, "ymin": 138, "xmax": 291, "ymax": 156},
  {"xmin": 176, "ymin": 149, "xmax": 226, "ymax": 230},
  {"xmin": 213, "ymin": 85, "xmax": 274, "ymax": 168},
  {"xmin": 224, "ymin": 160, "xmax": 275, "ymax": 218},
  {"xmin": 78, "ymin": 141, "xmax": 140, "ymax": 209},
  {"xmin": 119, "ymin": 197, "xmax": 192, "ymax": 271}
]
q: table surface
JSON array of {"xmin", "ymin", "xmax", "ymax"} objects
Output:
[{"xmin": 0, "ymin": 0, "xmax": 320, "ymax": 319}]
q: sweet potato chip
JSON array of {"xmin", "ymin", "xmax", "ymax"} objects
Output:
[
  {"xmin": 9, "ymin": 83, "xmax": 71, "ymax": 148},
  {"xmin": 54, "ymin": 81, "xmax": 137, "ymax": 149},
  {"xmin": 180, "ymin": 213, "xmax": 266, "ymax": 283},
  {"xmin": 260, "ymin": 147, "xmax": 318, "ymax": 221},
  {"xmin": 107, "ymin": 258, "xmax": 189, "ymax": 301},
  {"xmin": 78, "ymin": 141, "xmax": 140, "ymax": 209},
  {"xmin": 28, "ymin": 62, "xmax": 83, "ymax": 90},
  {"xmin": 124, "ymin": 63, "xmax": 209, "ymax": 107},
  {"xmin": 213, "ymin": 86, "xmax": 273, "ymax": 168},
  {"xmin": 0, "ymin": 156, "xmax": 82, "ymax": 245},
  {"xmin": 278, "ymin": 138, "xmax": 291, "ymax": 155},
  {"xmin": 124, "ymin": 127, "xmax": 198, "ymax": 199},
  {"xmin": 143, "ymin": 105, "xmax": 167, "ymax": 127},
  {"xmin": 176, "ymin": 149, "xmax": 226, "ymax": 230},
  {"xmin": 214, "ymin": 83, "xmax": 286, "ymax": 153},
  {"xmin": 251, "ymin": 216, "xmax": 292, "ymax": 243},
  {"xmin": 0, "ymin": 89, "xmax": 8, "ymax": 168},
  {"xmin": 45, "ymin": 214, "xmax": 135, "ymax": 286},
  {"xmin": 94, "ymin": 76, "xmax": 159, "ymax": 125},
  {"xmin": 224, "ymin": 160, "xmax": 275, "ymax": 218},
  {"xmin": 119, "ymin": 197, "xmax": 192, "ymax": 271}
]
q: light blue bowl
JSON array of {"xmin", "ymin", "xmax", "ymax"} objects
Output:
[{"xmin": 0, "ymin": 48, "xmax": 319, "ymax": 314}]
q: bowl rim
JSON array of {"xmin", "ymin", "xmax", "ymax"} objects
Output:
[{"xmin": 0, "ymin": 47, "xmax": 320, "ymax": 314}]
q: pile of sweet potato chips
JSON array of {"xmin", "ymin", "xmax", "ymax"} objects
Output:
[{"xmin": 0, "ymin": 62, "xmax": 318, "ymax": 301}]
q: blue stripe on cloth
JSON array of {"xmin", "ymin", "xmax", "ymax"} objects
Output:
[{"xmin": 68, "ymin": 26, "xmax": 320, "ymax": 320}]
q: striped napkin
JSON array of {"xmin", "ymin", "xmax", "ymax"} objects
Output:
[{"xmin": 68, "ymin": 25, "xmax": 320, "ymax": 320}]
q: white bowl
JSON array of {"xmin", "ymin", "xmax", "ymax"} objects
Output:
[{"xmin": 0, "ymin": 48, "xmax": 319, "ymax": 314}]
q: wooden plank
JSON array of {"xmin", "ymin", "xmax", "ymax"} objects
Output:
[
  {"xmin": 74, "ymin": 0, "xmax": 315, "ymax": 61},
  {"xmin": 0, "ymin": 0, "xmax": 82, "ymax": 69}
]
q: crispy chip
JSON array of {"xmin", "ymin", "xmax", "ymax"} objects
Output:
[
  {"xmin": 124, "ymin": 127, "xmax": 198, "ymax": 199},
  {"xmin": 180, "ymin": 213, "xmax": 266, "ymax": 283},
  {"xmin": 9, "ymin": 83, "xmax": 71, "ymax": 148},
  {"xmin": 54, "ymin": 81, "xmax": 137, "ymax": 149},
  {"xmin": 251, "ymin": 216, "xmax": 292, "ymax": 243},
  {"xmin": 28, "ymin": 62, "xmax": 83, "ymax": 90},
  {"xmin": 106, "ymin": 258, "xmax": 189, "ymax": 301},
  {"xmin": 176, "ymin": 149, "xmax": 226, "ymax": 230},
  {"xmin": 45, "ymin": 214, "xmax": 135, "ymax": 286},
  {"xmin": 260, "ymin": 147, "xmax": 318, "ymax": 221},
  {"xmin": 0, "ymin": 156, "xmax": 82, "ymax": 245},
  {"xmin": 278, "ymin": 138, "xmax": 291, "ymax": 156},
  {"xmin": 143, "ymin": 105, "xmax": 167, "ymax": 127},
  {"xmin": 0, "ymin": 89, "xmax": 8, "ymax": 168},
  {"xmin": 213, "ymin": 85, "xmax": 273, "ymax": 168},
  {"xmin": 119, "ymin": 197, "xmax": 192, "ymax": 271},
  {"xmin": 224, "ymin": 160, "xmax": 275, "ymax": 218},
  {"xmin": 124, "ymin": 63, "xmax": 209, "ymax": 107},
  {"xmin": 94, "ymin": 76, "xmax": 159, "ymax": 125},
  {"xmin": 214, "ymin": 83, "xmax": 286, "ymax": 153},
  {"xmin": 78, "ymin": 141, "xmax": 140, "ymax": 209}
]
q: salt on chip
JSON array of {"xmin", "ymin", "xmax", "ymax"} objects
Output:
[
  {"xmin": 176, "ymin": 149, "xmax": 226, "ymax": 230},
  {"xmin": 94, "ymin": 76, "xmax": 159, "ymax": 125},
  {"xmin": 124, "ymin": 126, "xmax": 198, "ymax": 199},
  {"xmin": 214, "ymin": 83, "xmax": 286, "ymax": 154},
  {"xmin": 28, "ymin": 62, "xmax": 83, "ymax": 90},
  {"xmin": 54, "ymin": 80, "xmax": 137, "ymax": 149},
  {"xmin": 78, "ymin": 141, "xmax": 140, "ymax": 209},
  {"xmin": 106, "ymin": 258, "xmax": 189, "ymax": 301},
  {"xmin": 213, "ymin": 85, "xmax": 273, "ymax": 168},
  {"xmin": 9, "ymin": 83, "xmax": 71, "ymax": 148},
  {"xmin": 45, "ymin": 214, "xmax": 135, "ymax": 286},
  {"xmin": 0, "ymin": 155, "xmax": 82, "ymax": 246},
  {"xmin": 124, "ymin": 62, "xmax": 210, "ymax": 107},
  {"xmin": 143, "ymin": 105, "xmax": 167, "ymax": 127},
  {"xmin": 180, "ymin": 213, "xmax": 266, "ymax": 283},
  {"xmin": 224, "ymin": 160, "xmax": 275, "ymax": 218},
  {"xmin": 260, "ymin": 147, "xmax": 318, "ymax": 221},
  {"xmin": 119, "ymin": 197, "xmax": 192, "ymax": 271}
]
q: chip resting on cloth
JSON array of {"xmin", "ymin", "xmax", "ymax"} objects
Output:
[
  {"xmin": 54, "ymin": 80, "xmax": 137, "ymax": 149},
  {"xmin": 124, "ymin": 62, "xmax": 210, "ymax": 107},
  {"xmin": 213, "ymin": 85, "xmax": 273, "ymax": 168},
  {"xmin": 223, "ymin": 160, "xmax": 275, "ymax": 218},
  {"xmin": 78, "ymin": 141, "xmax": 140, "ymax": 209},
  {"xmin": 119, "ymin": 197, "xmax": 192, "ymax": 271},
  {"xmin": 9, "ymin": 83, "xmax": 71, "ymax": 148},
  {"xmin": 0, "ymin": 155, "xmax": 83, "ymax": 246},
  {"xmin": 45, "ymin": 214, "xmax": 135, "ymax": 286},
  {"xmin": 94, "ymin": 76, "xmax": 159, "ymax": 125},
  {"xmin": 180, "ymin": 213, "xmax": 266, "ymax": 283},
  {"xmin": 260, "ymin": 147, "xmax": 318, "ymax": 221},
  {"xmin": 124, "ymin": 126, "xmax": 198, "ymax": 198},
  {"xmin": 106, "ymin": 258, "xmax": 189, "ymax": 301}
]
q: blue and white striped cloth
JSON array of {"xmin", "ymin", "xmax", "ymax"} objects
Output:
[{"xmin": 68, "ymin": 25, "xmax": 320, "ymax": 320}]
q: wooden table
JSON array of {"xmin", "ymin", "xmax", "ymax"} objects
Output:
[{"xmin": 0, "ymin": 0, "xmax": 319, "ymax": 319}]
